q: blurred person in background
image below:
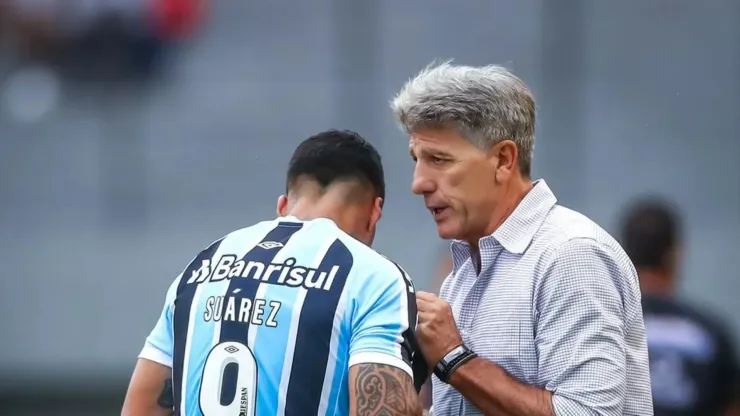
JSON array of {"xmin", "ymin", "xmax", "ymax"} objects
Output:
[
  {"xmin": 0, "ymin": 0, "xmax": 64, "ymax": 61},
  {"xmin": 2, "ymin": 0, "xmax": 204, "ymax": 86},
  {"xmin": 620, "ymin": 198, "xmax": 740, "ymax": 416},
  {"xmin": 122, "ymin": 130, "xmax": 425, "ymax": 416},
  {"xmin": 62, "ymin": 0, "xmax": 203, "ymax": 84},
  {"xmin": 391, "ymin": 61, "xmax": 653, "ymax": 415}
]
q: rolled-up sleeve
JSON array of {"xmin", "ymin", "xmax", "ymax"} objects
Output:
[{"xmin": 534, "ymin": 238, "xmax": 628, "ymax": 416}]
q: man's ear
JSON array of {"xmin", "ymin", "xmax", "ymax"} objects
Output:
[
  {"xmin": 369, "ymin": 197, "xmax": 383, "ymax": 231},
  {"xmin": 490, "ymin": 140, "xmax": 518, "ymax": 183},
  {"xmin": 276, "ymin": 195, "xmax": 288, "ymax": 216}
]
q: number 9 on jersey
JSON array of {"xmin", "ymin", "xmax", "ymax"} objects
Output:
[{"xmin": 199, "ymin": 341, "xmax": 258, "ymax": 416}]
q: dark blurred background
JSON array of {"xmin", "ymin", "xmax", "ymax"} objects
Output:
[{"xmin": 1, "ymin": 0, "xmax": 739, "ymax": 414}]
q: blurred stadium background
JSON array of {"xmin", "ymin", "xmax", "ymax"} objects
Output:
[{"xmin": 1, "ymin": 0, "xmax": 739, "ymax": 414}]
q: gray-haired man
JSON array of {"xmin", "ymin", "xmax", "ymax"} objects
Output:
[{"xmin": 392, "ymin": 62, "xmax": 653, "ymax": 415}]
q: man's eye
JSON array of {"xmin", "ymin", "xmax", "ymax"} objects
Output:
[{"xmin": 431, "ymin": 157, "xmax": 445, "ymax": 164}]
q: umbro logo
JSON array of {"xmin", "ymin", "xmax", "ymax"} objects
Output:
[{"xmin": 257, "ymin": 241, "xmax": 284, "ymax": 250}]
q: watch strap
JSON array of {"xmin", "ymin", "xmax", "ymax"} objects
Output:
[{"xmin": 433, "ymin": 344, "xmax": 477, "ymax": 384}]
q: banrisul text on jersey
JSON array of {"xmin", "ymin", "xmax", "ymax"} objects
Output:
[{"xmin": 185, "ymin": 255, "xmax": 341, "ymax": 291}]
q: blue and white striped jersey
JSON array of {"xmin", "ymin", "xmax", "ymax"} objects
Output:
[{"xmin": 139, "ymin": 216, "xmax": 424, "ymax": 416}]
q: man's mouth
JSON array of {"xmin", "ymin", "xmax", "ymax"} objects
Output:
[{"xmin": 429, "ymin": 206, "xmax": 450, "ymax": 220}]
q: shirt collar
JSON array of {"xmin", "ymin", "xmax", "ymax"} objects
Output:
[{"xmin": 451, "ymin": 179, "xmax": 557, "ymax": 260}]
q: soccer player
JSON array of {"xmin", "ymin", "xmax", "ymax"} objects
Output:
[
  {"xmin": 620, "ymin": 198, "xmax": 739, "ymax": 415},
  {"xmin": 122, "ymin": 130, "xmax": 426, "ymax": 416}
]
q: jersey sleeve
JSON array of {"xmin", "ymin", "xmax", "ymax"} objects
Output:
[
  {"xmin": 138, "ymin": 275, "xmax": 182, "ymax": 368},
  {"xmin": 347, "ymin": 261, "xmax": 418, "ymax": 378}
]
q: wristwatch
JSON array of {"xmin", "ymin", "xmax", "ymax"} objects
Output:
[{"xmin": 433, "ymin": 344, "xmax": 477, "ymax": 384}]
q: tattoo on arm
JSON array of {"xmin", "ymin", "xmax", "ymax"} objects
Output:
[
  {"xmin": 157, "ymin": 378, "xmax": 174, "ymax": 409},
  {"xmin": 354, "ymin": 363, "xmax": 420, "ymax": 416}
]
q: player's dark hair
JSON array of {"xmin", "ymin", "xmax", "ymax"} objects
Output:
[
  {"xmin": 619, "ymin": 198, "xmax": 682, "ymax": 270},
  {"xmin": 286, "ymin": 130, "xmax": 385, "ymax": 203}
]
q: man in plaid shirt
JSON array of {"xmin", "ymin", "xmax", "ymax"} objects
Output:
[{"xmin": 391, "ymin": 61, "xmax": 653, "ymax": 416}]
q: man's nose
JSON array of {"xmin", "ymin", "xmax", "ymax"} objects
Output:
[{"xmin": 411, "ymin": 165, "xmax": 435, "ymax": 195}]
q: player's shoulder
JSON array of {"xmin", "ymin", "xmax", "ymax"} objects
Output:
[
  {"xmin": 286, "ymin": 218, "xmax": 406, "ymax": 278},
  {"xmin": 331, "ymin": 234, "xmax": 410, "ymax": 289}
]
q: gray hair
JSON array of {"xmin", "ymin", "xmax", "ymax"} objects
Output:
[{"xmin": 391, "ymin": 61, "xmax": 536, "ymax": 175}]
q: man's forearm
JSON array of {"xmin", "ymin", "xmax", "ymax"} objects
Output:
[{"xmin": 448, "ymin": 357, "xmax": 554, "ymax": 416}]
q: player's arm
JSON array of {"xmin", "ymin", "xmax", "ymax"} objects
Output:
[
  {"xmin": 348, "ymin": 263, "xmax": 423, "ymax": 416},
  {"xmin": 122, "ymin": 276, "xmax": 180, "ymax": 416},
  {"xmin": 350, "ymin": 363, "xmax": 420, "ymax": 416},
  {"xmin": 122, "ymin": 359, "xmax": 174, "ymax": 416}
]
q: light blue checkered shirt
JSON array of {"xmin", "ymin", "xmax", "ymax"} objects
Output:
[{"xmin": 433, "ymin": 180, "xmax": 653, "ymax": 416}]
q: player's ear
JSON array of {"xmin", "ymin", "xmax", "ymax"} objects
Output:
[
  {"xmin": 369, "ymin": 197, "xmax": 383, "ymax": 230},
  {"xmin": 362, "ymin": 197, "xmax": 383, "ymax": 247},
  {"xmin": 276, "ymin": 195, "xmax": 288, "ymax": 216}
]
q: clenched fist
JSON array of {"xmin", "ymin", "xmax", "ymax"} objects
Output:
[{"xmin": 416, "ymin": 291, "xmax": 464, "ymax": 368}]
